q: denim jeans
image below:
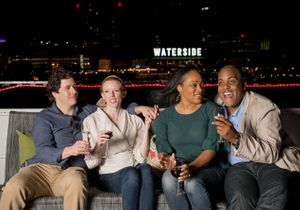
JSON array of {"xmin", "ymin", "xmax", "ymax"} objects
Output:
[
  {"xmin": 161, "ymin": 165, "xmax": 225, "ymax": 210},
  {"xmin": 97, "ymin": 163, "xmax": 155, "ymax": 210},
  {"xmin": 224, "ymin": 162, "xmax": 293, "ymax": 210}
]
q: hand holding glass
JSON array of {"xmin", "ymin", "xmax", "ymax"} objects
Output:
[
  {"xmin": 171, "ymin": 158, "xmax": 186, "ymax": 195},
  {"xmin": 217, "ymin": 106, "xmax": 225, "ymax": 143},
  {"xmin": 102, "ymin": 130, "xmax": 113, "ymax": 158}
]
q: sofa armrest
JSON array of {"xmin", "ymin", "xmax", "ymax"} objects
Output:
[{"xmin": 4, "ymin": 111, "xmax": 38, "ymax": 182}]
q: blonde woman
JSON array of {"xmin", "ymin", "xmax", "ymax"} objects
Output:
[{"xmin": 83, "ymin": 75, "xmax": 158, "ymax": 210}]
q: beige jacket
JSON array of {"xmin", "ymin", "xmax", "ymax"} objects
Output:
[
  {"xmin": 83, "ymin": 108, "xmax": 147, "ymax": 174},
  {"xmin": 220, "ymin": 91, "xmax": 300, "ymax": 172}
]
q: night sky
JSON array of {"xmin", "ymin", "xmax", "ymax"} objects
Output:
[{"xmin": 0, "ymin": 0, "xmax": 299, "ymax": 55}]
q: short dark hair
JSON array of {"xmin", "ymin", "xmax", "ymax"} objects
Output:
[{"xmin": 46, "ymin": 68, "xmax": 74, "ymax": 102}]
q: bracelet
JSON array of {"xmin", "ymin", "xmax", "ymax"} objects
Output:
[{"xmin": 234, "ymin": 133, "xmax": 241, "ymax": 150}]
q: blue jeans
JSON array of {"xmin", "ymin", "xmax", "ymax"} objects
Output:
[
  {"xmin": 97, "ymin": 163, "xmax": 155, "ymax": 210},
  {"xmin": 161, "ymin": 165, "xmax": 225, "ymax": 210},
  {"xmin": 224, "ymin": 162, "xmax": 293, "ymax": 210}
]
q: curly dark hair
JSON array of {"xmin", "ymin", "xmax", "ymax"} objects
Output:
[{"xmin": 46, "ymin": 68, "xmax": 74, "ymax": 102}]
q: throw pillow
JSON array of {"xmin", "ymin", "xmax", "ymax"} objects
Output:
[
  {"xmin": 147, "ymin": 134, "xmax": 163, "ymax": 170},
  {"xmin": 16, "ymin": 130, "xmax": 36, "ymax": 165}
]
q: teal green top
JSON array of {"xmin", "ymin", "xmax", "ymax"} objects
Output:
[{"xmin": 153, "ymin": 101, "xmax": 219, "ymax": 163}]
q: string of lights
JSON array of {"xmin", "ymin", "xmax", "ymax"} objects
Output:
[{"xmin": 1, "ymin": 83, "xmax": 300, "ymax": 93}]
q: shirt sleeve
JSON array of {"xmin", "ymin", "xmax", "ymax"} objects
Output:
[
  {"xmin": 132, "ymin": 115, "xmax": 147, "ymax": 163},
  {"xmin": 126, "ymin": 102, "xmax": 138, "ymax": 115},
  {"xmin": 82, "ymin": 115, "xmax": 103, "ymax": 169},
  {"xmin": 153, "ymin": 111, "xmax": 173, "ymax": 154},
  {"xmin": 32, "ymin": 114, "xmax": 65, "ymax": 164}
]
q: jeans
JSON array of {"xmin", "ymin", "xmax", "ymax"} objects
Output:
[
  {"xmin": 161, "ymin": 165, "xmax": 225, "ymax": 210},
  {"xmin": 224, "ymin": 162, "xmax": 293, "ymax": 210},
  {"xmin": 97, "ymin": 163, "xmax": 155, "ymax": 210}
]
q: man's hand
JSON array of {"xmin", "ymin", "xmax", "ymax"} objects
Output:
[
  {"xmin": 212, "ymin": 115, "xmax": 239, "ymax": 144},
  {"xmin": 62, "ymin": 140, "xmax": 90, "ymax": 159}
]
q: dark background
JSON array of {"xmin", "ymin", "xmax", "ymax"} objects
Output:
[{"xmin": 0, "ymin": 0, "xmax": 298, "ymax": 57}]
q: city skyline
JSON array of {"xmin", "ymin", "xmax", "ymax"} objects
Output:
[
  {"xmin": 1, "ymin": 1, "xmax": 298, "ymax": 53},
  {"xmin": 0, "ymin": 0, "xmax": 299, "ymax": 83}
]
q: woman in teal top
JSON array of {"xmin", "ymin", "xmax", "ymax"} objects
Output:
[{"xmin": 153, "ymin": 64, "xmax": 225, "ymax": 210}]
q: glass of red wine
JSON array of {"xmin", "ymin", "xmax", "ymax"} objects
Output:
[{"xmin": 171, "ymin": 157, "xmax": 186, "ymax": 195}]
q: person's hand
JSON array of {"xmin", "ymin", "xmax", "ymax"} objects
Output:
[
  {"xmin": 178, "ymin": 163, "xmax": 191, "ymax": 182},
  {"xmin": 96, "ymin": 97, "xmax": 106, "ymax": 108},
  {"xmin": 96, "ymin": 130, "xmax": 112, "ymax": 146},
  {"xmin": 135, "ymin": 104, "xmax": 159, "ymax": 120},
  {"xmin": 159, "ymin": 152, "xmax": 176, "ymax": 169},
  {"xmin": 144, "ymin": 105, "xmax": 159, "ymax": 128},
  {"xmin": 64, "ymin": 140, "xmax": 90, "ymax": 158},
  {"xmin": 212, "ymin": 115, "xmax": 239, "ymax": 144}
]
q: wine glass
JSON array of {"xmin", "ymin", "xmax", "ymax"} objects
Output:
[
  {"xmin": 217, "ymin": 106, "xmax": 226, "ymax": 143},
  {"xmin": 102, "ymin": 128, "xmax": 113, "ymax": 159},
  {"xmin": 82, "ymin": 130, "xmax": 91, "ymax": 148},
  {"xmin": 171, "ymin": 157, "xmax": 186, "ymax": 196}
]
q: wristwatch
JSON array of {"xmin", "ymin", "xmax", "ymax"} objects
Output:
[{"xmin": 234, "ymin": 133, "xmax": 241, "ymax": 149}]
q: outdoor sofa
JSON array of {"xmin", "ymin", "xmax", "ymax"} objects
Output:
[{"xmin": 0, "ymin": 110, "xmax": 227, "ymax": 210}]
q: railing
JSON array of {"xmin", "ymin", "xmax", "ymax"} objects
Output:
[{"xmin": 1, "ymin": 81, "xmax": 300, "ymax": 92}]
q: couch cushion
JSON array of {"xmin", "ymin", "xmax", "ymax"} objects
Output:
[
  {"xmin": 5, "ymin": 111, "xmax": 38, "ymax": 182},
  {"xmin": 281, "ymin": 109, "xmax": 300, "ymax": 147},
  {"xmin": 16, "ymin": 130, "xmax": 36, "ymax": 165},
  {"xmin": 147, "ymin": 134, "xmax": 163, "ymax": 170}
]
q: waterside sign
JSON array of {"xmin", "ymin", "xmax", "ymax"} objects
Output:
[{"xmin": 153, "ymin": 47, "xmax": 202, "ymax": 57}]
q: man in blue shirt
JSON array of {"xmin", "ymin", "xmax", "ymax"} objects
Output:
[
  {"xmin": 0, "ymin": 68, "xmax": 157, "ymax": 210},
  {"xmin": 213, "ymin": 64, "xmax": 300, "ymax": 210}
]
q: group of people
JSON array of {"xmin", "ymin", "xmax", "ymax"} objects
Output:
[{"xmin": 0, "ymin": 64, "xmax": 299, "ymax": 210}]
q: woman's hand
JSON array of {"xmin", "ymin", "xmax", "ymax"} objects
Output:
[
  {"xmin": 178, "ymin": 163, "xmax": 191, "ymax": 182},
  {"xmin": 158, "ymin": 152, "xmax": 176, "ymax": 170},
  {"xmin": 96, "ymin": 130, "xmax": 112, "ymax": 146}
]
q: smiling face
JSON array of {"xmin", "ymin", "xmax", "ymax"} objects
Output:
[
  {"xmin": 52, "ymin": 78, "xmax": 78, "ymax": 110},
  {"xmin": 101, "ymin": 78, "xmax": 125, "ymax": 109},
  {"xmin": 177, "ymin": 70, "xmax": 204, "ymax": 105},
  {"xmin": 217, "ymin": 65, "xmax": 246, "ymax": 113}
]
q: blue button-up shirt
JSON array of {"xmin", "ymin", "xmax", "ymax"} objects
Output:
[
  {"xmin": 227, "ymin": 99, "xmax": 250, "ymax": 165},
  {"xmin": 27, "ymin": 103, "xmax": 97, "ymax": 170}
]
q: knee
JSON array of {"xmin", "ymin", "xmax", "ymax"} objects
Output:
[
  {"xmin": 161, "ymin": 171, "xmax": 176, "ymax": 191},
  {"xmin": 2, "ymin": 181, "xmax": 22, "ymax": 196},
  {"xmin": 184, "ymin": 177, "xmax": 206, "ymax": 194},
  {"xmin": 123, "ymin": 167, "xmax": 140, "ymax": 187},
  {"xmin": 138, "ymin": 164, "xmax": 154, "ymax": 181},
  {"xmin": 66, "ymin": 168, "xmax": 88, "ymax": 190},
  {"xmin": 138, "ymin": 163, "xmax": 152, "ymax": 174},
  {"xmin": 1, "ymin": 175, "xmax": 31, "ymax": 199}
]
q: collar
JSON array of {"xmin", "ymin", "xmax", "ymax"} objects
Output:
[{"xmin": 51, "ymin": 102, "xmax": 79, "ymax": 116}]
